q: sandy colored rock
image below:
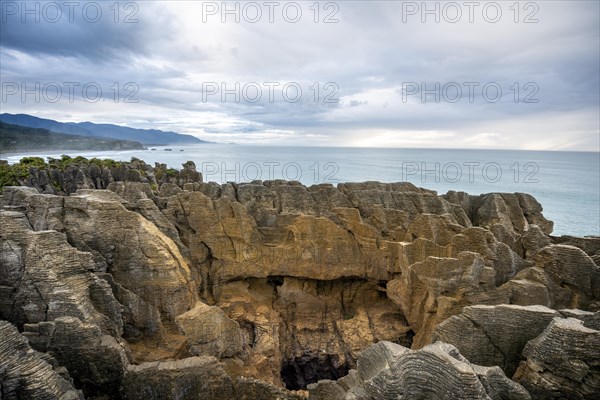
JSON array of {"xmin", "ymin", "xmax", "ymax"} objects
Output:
[{"xmin": 175, "ymin": 302, "xmax": 246, "ymax": 359}]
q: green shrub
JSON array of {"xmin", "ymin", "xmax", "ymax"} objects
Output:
[
  {"xmin": 20, "ymin": 157, "xmax": 46, "ymax": 168},
  {"xmin": 0, "ymin": 160, "xmax": 35, "ymax": 190},
  {"xmin": 166, "ymin": 168, "xmax": 179, "ymax": 177}
]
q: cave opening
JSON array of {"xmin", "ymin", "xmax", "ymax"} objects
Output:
[
  {"xmin": 267, "ymin": 276, "xmax": 285, "ymax": 288},
  {"xmin": 280, "ymin": 354, "xmax": 349, "ymax": 390},
  {"xmin": 396, "ymin": 329, "xmax": 415, "ymax": 348},
  {"xmin": 239, "ymin": 320, "xmax": 257, "ymax": 347}
]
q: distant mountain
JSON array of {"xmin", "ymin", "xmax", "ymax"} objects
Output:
[
  {"xmin": 0, "ymin": 122, "xmax": 144, "ymax": 152},
  {"xmin": 0, "ymin": 114, "xmax": 210, "ymax": 145}
]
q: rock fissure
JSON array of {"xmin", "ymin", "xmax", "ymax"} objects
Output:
[{"xmin": 0, "ymin": 172, "xmax": 598, "ymax": 399}]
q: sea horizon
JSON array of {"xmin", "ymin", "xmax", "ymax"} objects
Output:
[{"xmin": 4, "ymin": 145, "xmax": 599, "ymax": 237}]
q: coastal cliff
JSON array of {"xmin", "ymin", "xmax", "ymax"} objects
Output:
[{"xmin": 1, "ymin": 158, "xmax": 598, "ymax": 399}]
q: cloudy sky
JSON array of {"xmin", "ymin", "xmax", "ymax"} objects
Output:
[{"xmin": 1, "ymin": 1, "xmax": 599, "ymax": 150}]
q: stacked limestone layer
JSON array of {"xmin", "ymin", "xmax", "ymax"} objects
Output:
[{"xmin": 1, "ymin": 171, "xmax": 599, "ymax": 399}]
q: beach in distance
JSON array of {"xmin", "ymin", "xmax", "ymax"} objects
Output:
[{"xmin": 5, "ymin": 145, "xmax": 599, "ymax": 237}]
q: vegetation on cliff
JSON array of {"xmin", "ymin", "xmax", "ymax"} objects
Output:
[
  {"xmin": 0, "ymin": 121, "xmax": 144, "ymax": 152},
  {"xmin": 0, "ymin": 155, "xmax": 202, "ymax": 194},
  {"xmin": 1, "ymin": 113, "xmax": 210, "ymax": 145}
]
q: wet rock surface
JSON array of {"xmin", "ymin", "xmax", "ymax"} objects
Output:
[{"xmin": 1, "ymin": 172, "xmax": 598, "ymax": 399}]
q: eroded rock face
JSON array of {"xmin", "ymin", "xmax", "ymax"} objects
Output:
[
  {"xmin": 175, "ymin": 302, "xmax": 247, "ymax": 359},
  {"xmin": 22, "ymin": 316, "xmax": 130, "ymax": 397},
  {"xmin": 514, "ymin": 317, "xmax": 600, "ymax": 400},
  {"xmin": 0, "ymin": 210, "xmax": 123, "ymax": 335},
  {"xmin": 529, "ymin": 244, "xmax": 600, "ymax": 308},
  {"xmin": 121, "ymin": 356, "xmax": 237, "ymax": 400},
  {"xmin": 2, "ymin": 186, "xmax": 198, "ymax": 341},
  {"xmin": 121, "ymin": 356, "xmax": 306, "ymax": 400},
  {"xmin": 432, "ymin": 305, "xmax": 560, "ymax": 375},
  {"xmin": 308, "ymin": 340, "xmax": 531, "ymax": 400},
  {"xmin": 432, "ymin": 306, "xmax": 600, "ymax": 399},
  {"xmin": 0, "ymin": 178, "xmax": 597, "ymax": 399},
  {"xmin": 0, "ymin": 321, "xmax": 83, "ymax": 400}
]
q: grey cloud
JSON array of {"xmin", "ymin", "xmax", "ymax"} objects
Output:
[
  {"xmin": 0, "ymin": 1, "xmax": 177, "ymax": 61},
  {"xmin": 1, "ymin": 0, "xmax": 598, "ymax": 149}
]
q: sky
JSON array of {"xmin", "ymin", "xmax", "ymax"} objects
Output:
[{"xmin": 1, "ymin": 0, "xmax": 599, "ymax": 150}]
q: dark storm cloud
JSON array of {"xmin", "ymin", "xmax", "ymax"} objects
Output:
[{"xmin": 0, "ymin": 1, "xmax": 176, "ymax": 60}]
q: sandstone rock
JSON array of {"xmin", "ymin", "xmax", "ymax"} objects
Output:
[
  {"xmin": 8, "ymin": 158, "xmax": 206, "ymax": 195},
  {"xmin": 471, "ymin": 193, "xmax": 553, "ymax": 236},
  {"xmin": 521, "ymin": 224, "xmax": 551, "ymax": 257},
  {"xmin": 4, "ymin": 187, "xmax": 198, "ymax": 329},
  {"xmin": 515, "ymin": 193, "xmax": 554, "ymax": 234},
  {"xmin": 552, "ymin": 235, "xmax": 600, "ymax": 257},
  {"xmin": 122, "ymin": 355, "xmax": 305, "ymax": 400},
  {"xmin": 2, "ymin": 178, "xmax": 584, "ymax": 396},
  {"xmin": 0, "ymin": 210, "xmax": 123, "ymax": 336},
  {"xmin": 403, "ymin": 213, "xmax": 465, "ymax": 246},
  {"xmin": 530, "ymin": 244, "xmax": 600, "ymax": 308},
  {"xmin": 272, "ymin": 277, "xmax": 409, "ymax": 388},
  {"xmin": 159, "ymin": 182, "xmax": 183, "ymax": 197},
  {"xmin": 387, "ymin": 252, "xmax": 505, "ymax": 348},
  {"xmin": 442, "ymin": 190, "xmax": 471, "ymax": 217},
  {"xmin": 121, "ymin": 356, "xmax": 236, "ymax": 400},
  {"xmin": 98, "ymin": 272, "xmax": 163, "ymax": 341},
  {"xmin": 307, "ymin": 379, "xmax": 346, "ymax": 400},
  {"xmin": 175, "ymin": 302, "xmax": 246, "ymax": 359},
  {"xmin": 450, "ymin": 227, "xmax": 528, "ymax": 285},
  {"xmin": 502, "ymin": 278, "xmax": 551, "ymax": 306},
  {"xmin": 559, "ymin": 309, "xmax": 600, "ymax": 330},
  {"xmin": 473, "ymin": 193, "xmax": 529, "ymax": 235},
  {"xmin": 107, "ymin": 181, "xmax": 155, "ymax": 204},
  {"xmin": 234, "ymin": 377, "xmax": 306, "ymax": 400},
  {"xmin": 339, "ymin": 182, "xmax": 471, "ymax": 227},
  {"xmin": 356, "ymin": 341, "xmax": 409, "ymax": 382}
]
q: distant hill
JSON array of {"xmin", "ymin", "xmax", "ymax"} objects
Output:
[
  {"xmin": 0, "ymin": 114, "xmax": 210, "ymax": 145},
  {"xmin": 0, "ymin": 122, "xmax": 145, "ymax": 152}
]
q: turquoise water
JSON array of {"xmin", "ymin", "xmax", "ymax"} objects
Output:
[{"xmin": 4, "ymin": 146, "xmax": 599, "ymax": 237}]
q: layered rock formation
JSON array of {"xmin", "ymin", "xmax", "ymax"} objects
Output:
[
  {"xmin": 1, "ymin": 157, "xmax": 202, "ymax": 195},
  {"xmin": 0, "ymin": 321, "xmax": 83, "ymax": 399},
  {"xmin": 1, "ymin": 159, "xmax": 599, "ymax": 399},
  {"xmin": 308, "ymin": 340, "xmax": 532, "ymax": 400}
]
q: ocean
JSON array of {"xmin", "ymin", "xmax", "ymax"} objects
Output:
[{"xmin": 4, "ymin": 146, "xmax": 599, "ymax": 237}]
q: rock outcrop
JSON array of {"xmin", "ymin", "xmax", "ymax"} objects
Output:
[
  {"xmin": 0, "ymin": 321, "xmax": 83, "ymax": 400},
  {"xmin": 433, "ymin": 306, "xmax": 600, "ymax": 399},
  {"xmin": 432, "ymin": 305, "xmax": 560, "ymax": 375},
  {"xmin": 1, "ymin": 157, "xmax": 203, "ymax": 196},
  {"xmin": 308, "ymin": 340, "xmax": 531, "ymax": 400},
  {"xmin": 23, "ymin": 316, "xmax": 130, "ymax": 397},
  {"xmin": 514, "ymin": 317, "xmax": 600, "ymax": 399},
  {"xmin": 1, "ymin": 166, "xmax": 598, "ymax": 399}
]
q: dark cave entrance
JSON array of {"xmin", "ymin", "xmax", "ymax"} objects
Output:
[
  {"xmin": 395, "ymin": 329, "xmax": 415, "ymax": 348},
  {"xmin": 280, "ymin": 354, "xmax": 349, "ymax": 390}
]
